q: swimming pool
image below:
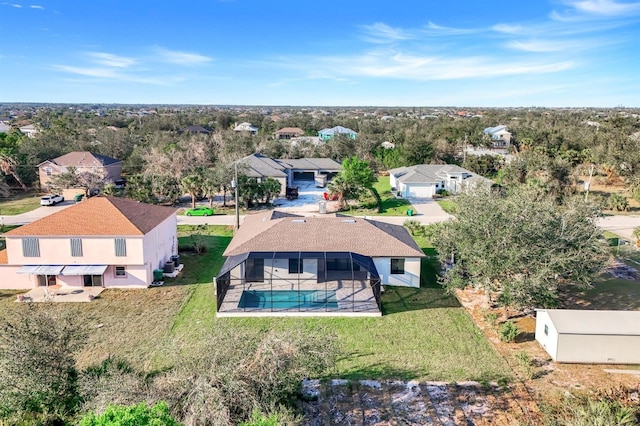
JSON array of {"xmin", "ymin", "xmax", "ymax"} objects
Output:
[{"xmin": 238, "ymin": 290, "xmax": 338, "ymax": 309}]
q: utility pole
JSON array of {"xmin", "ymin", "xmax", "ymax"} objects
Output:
[
  {"xmin": 233, "ymin": 162, "xmax": 240, "ymax": 230},
  {"xmin": 585, "ymin": 164, "xmax": 595, "ymax": 201}
]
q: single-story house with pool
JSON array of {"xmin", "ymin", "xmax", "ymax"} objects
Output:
[{"xmin": 214, "ymin": 210, "xmax": 425, "ymax": 317}]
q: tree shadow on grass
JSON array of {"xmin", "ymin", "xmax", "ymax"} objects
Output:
[{"xmin": 381, "ymin": 286, "xmax": 460, "ymax": 315}]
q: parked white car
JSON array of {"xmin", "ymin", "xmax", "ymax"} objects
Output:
[{"xmin": 40, "ymin": 194, "xmax": 64, "ymax": 206}]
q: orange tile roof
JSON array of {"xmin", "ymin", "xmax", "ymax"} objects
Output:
[
  {"xmin": 0, "ymin": 249, "xmax": 7, "ymax": 264},
  {"xmin": 224, "ymin": 211, "xmax": 425, "ymax": 258},
  {"xmin": 5, "ymin": 196, "xmax": 176, "ymax": 237}
]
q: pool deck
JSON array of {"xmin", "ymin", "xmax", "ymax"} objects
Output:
[
  {"xmin": 217, "ymin": 279, "xmax": 381, "ymax": 317},
  {"xmin": 17, "ymin": 285, "xmax": 104, "ymax": 303}
]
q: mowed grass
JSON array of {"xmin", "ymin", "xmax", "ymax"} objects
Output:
[
  {"xmin": 345, "ymin": 175, "xmax": 415, "ymax": 217},
  {"xmin": 436, "ymin": 198, "xmax": 458, "ymax": 215},
  {"xmin": 0, "ymin": 225, "xmax": 511, "ymax": 382},
  {"xmin": 0, "ymin": 193, "xmax": 42, "ymax": 215}
]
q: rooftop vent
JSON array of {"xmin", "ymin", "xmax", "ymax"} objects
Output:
[
  {"xmin": 342, "ymin": 219, "xmax": 356, "ymax": 223},
  {"xmin": 292, "ymin": 219, "xmax": 306, "ymax": 223}
]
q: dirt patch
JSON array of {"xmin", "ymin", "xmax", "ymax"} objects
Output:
[
  {"xmin": 455, "ymin": 288, "xmax": 640, "ymax": 405},
  {"xmin": 302, "ymin": 379, "xmax": 536, "ymax": 425}
]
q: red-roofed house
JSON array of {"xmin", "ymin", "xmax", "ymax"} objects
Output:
[{"xmin": 0, "ymin": 196, "xmax": 177, "ymax": 290}]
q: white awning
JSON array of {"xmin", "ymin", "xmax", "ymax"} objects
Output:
[
  {"xmin": 60, "ymin": 265, "xmax": 108, "ymax": 276},
  {"xmin": 16, "ymin": 265, "xmax": 65, "ymax": 275}
]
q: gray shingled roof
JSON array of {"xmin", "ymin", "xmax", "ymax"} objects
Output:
[
  {"xmin": 224, "ymin": 210, "xmax": 425, "ymax": 258},
  {"xmin": 46, "ymin": 151, "xmax": 121, "ymax": 167},
  {"xmin": 238, "ymin": 154, "xmax": 342, "ymax": 178},
  {"xmin": 388, "ymin": 164, "xmax": 489, "ymax": 185},
  {"xmin": 280, "ymin": 158, "xmax": 342, "ymax": 171}
]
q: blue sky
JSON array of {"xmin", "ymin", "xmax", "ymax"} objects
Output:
[{"xmin": 1, "ymin": 0, "xmax": 639, "ymax": 106}]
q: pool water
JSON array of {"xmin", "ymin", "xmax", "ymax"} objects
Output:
[{"xmin": 239, "ymin": 290, "xmax": 338, "ymax": 309}]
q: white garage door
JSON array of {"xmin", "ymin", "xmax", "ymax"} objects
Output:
[{"xmin": 407, "ymin": 184, "xmax": 435, "ymax": 198}]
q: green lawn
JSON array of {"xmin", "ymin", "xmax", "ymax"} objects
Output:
[
  {"xmin": 0, "ymin": 193, "xmax": 42, "ymax": 215},
  {"xmin": 170, "ymin": 226, "xmax": 511, "ymax": 382},
  {"xmin": 0, "ymin": 224, "xmax": 511, "ymax": 383},
  {"xmin": 436, "ymin": 198, "xmax": 458, "ymax": 215},
  {"xmin": 344, "ymin": 175, "xmax": 415, "ymax": 217}
]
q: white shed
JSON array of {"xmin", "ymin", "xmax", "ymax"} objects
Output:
[{"xmin": 535, "ymin": 309, "xmax": 640, "ymax": 364}]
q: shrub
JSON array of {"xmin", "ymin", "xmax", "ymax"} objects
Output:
[
  {"xmin": 607, "ymin": 193, "xmax": 629, "ymax": 212},
  {"xmin": 403, "ymin": 219, "xmax": 422, "ymax": 236},
  {"xmin": 0, "ymin": 305, "xmax": 86, "ymax": 424},
  {"xmin": 542, "ymin": 393, "xmax": 638, "ymax": 426},
  {"xmin": 498, "ymin": 320, "xmax": 518, "ymax": 343},
  {"xmin": 484, "ymin": 312, "xmax": 499, "ymax": 326},
  {"xmin": 79, "ymin": 401, "xmax": 181, "ymax": 426}
]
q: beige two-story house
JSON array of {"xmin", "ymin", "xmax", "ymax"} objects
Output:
[
  {"xmin": 38, "ymin": 151, "xmax": 122, "ymax": 191},
  {"xmin": 0, "ymin": 197, "xmax": 177, "ymax": 289}
]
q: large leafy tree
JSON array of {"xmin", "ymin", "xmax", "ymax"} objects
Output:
[
  {"xmin": 328, "ymin": 156, "xmax": 381, "ymax": 211},
  {"xmin": 181, "ymin": 173, "xmax": 204, "ymax": 209},
  {"xmin": 431, "ymin": 187, "xmax": 609, "ymax": 309}
]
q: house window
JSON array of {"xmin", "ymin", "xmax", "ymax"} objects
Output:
[
  {"xmin": 70, "ymin": 238, "xmax": 83, "ymax": 257},
  {"xmin": 289, "ymin": 258, "xmax": 302, "ymax": 274},
  {"xmin": 22, "ymin": 238, "xmax": 40, "ymax": 257},
  {"xmin": 245, "ymin": 258, "xmax": 264, "ymax": 282},
  {"xmin": 390, "ymin": 258, "xmax": 405, "ymax": 274},
  {"xmin": 44, "ymin": 167, "xmax": 52, "ymax": 176},
  {"xmin": 544, "ymin": 324, "xmax": 549, "ymax": 336},
  {"xmin": 114, "ymin": 266, "xmax": 126, "ymax": 277},
  {"xmin": 114, "ymin": 238, "xmax": 127, "ymax": 257}
]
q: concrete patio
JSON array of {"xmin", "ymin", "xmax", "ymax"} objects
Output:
[{"xmin": 17, "ymin": 285, "xmax": 104, "ymax": 303}]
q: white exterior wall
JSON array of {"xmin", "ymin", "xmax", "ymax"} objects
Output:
[
  {"xmin": 557, "ymin": 334, "xmax": 640, "ymax": 364},
  {"xmin": 264, "ymin": 258, "xmax": 318, "ymax": 285},
  {"xmin": 389, "ymin": 174, "xmax": 398, "ymax": 189},
  {"xmin": 142, "ymin": 215, "xmax": 178, "ymax": 272},
  {"xmin": 373, "ymin": 257, "xmax": 421, "ymax": 287},
  {"xmin": 535, "ymin": 310, "xmax": 559, "ymax": 360}
]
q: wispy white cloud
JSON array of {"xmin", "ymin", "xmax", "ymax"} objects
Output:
[
  {"xmin": 88, "ymin": 52, "xmax": 137, "ymax": 68},
  {"xmin": 504, "ymin": 39, "xmax": 590, "ymax": 52},
  {"xmin": 492, "ymin": 24, "xmax": 524, "ymax": 34},
  {"xmin": 269, "ymin": 50, "xmax": 573, "ymax": 81},
  {"xmin": 551, "ymin": 0, "xmax": 640, "ymax": 20},
  {"xmin": 424, "ymin": 21, "xmax": 481, "ymax": 35},
  {"xmin": 569, "ymin": 0, "xmax": 640, "ymax": 16},
  {"xmin": 52, "ymin": 65, "xmax": 118, "ymax": 79},
  {"xmin": 153, "ymin": 47, "xmax": 212, "ymax": 65},
  {"xmin": 29, "ymin": 4, "xmax": 43, "ymax": 9},
  {"xmin": 52, "ymin": 64, "xmax": 183, "ymax": 85},
  {"xmin": 360, "ymin": 22, "xmax": 411, "ymax": 43}
]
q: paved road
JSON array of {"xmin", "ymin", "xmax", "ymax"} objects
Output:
[{"xmin": 3, "ymin": 199, "xmax": 639, "ymax": 243}]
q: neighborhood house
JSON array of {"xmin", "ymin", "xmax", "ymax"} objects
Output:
[
  {"xmin": 238, "ymin": 154, "xmax": 342, "ymax": 194},
  {"xmin": 389, "ymin": 164, "xmax": 493, "ymax": 198},
  {"xmin": 0, "ymin": 197, "xmax": 177, "ymax": 290},
  {"xmin": 215, "ymin": 210, "xmax": 425, "ymax": 317},
  {"xmin": 317, "ymin": 126, "xmax": 358, "ymax": 140},
  {"xmin": 38, "ymin": 151, "xmax": 122, "ymax": 193}
]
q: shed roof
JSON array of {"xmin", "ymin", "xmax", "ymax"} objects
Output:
[
  {"xmin": 4, "ymin": 196, "xmax": 176, "ymax": 237},
  {"xmin": 224, "ymin": 210, "xmax": 425, "ymax": 258},
  {"xmin": 539, "ymin": 309, "xmax": 640, "ymax": 336}
]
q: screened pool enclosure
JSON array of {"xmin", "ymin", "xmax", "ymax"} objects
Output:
[{"xmin": 215, "ymin": 251, "xmax": 382, "ymax": 316}]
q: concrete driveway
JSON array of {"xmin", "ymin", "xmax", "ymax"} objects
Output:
[{"xmin": 2, "ymin": 201, "xmax": 75, "ymax": 226}]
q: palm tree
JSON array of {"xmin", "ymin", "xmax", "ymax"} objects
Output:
[
  {"xmin": 181, "ymin": 174, "xmax": 203, "ymax": 209},
  {"xmin": 0, "ymin": 150, "xmax": 27, "ymax": 191}
]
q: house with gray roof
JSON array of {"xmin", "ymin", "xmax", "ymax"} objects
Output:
[
  {"xmin": 238, "ymin": 154, "xmax": 342, "ymax": 195},
  {"xmin": 389, "ymin": 164, "xmax": 493, "ymax": 198},
  {"xmin": 215, "ymin": 210, "xmax": 425, "ymax": 317},
  {"xmin": 318, "ymin": 126, "xmax": 357, "ymax": 140},
  {"xmin": 483, "ymin": 125, "xmax": 511, "ymax": 147}
]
